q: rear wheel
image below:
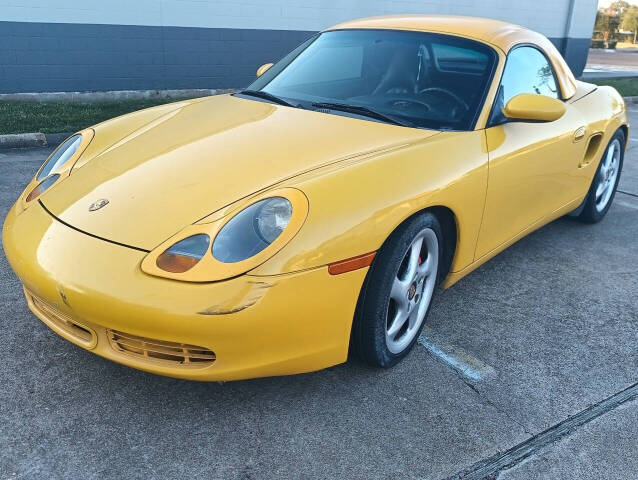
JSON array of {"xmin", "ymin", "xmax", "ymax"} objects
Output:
[
  {"xmin": 352, "ymin": 212, "xmax": 442, "ymax": 367},
  {"xmin": 576, "ymin": 130, "xmax": 625, "ymax": 223}
]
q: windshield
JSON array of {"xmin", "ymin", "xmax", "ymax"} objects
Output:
[{"xmin": 246, "ymin": 29, "xmax": 497, "ymax": 131}]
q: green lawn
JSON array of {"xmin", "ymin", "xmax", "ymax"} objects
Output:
[
  {"xmin": 589, "ymin": 77, "xmax": 638, "ymax": 97},
  {"xmin": 1, "ymin": 80, "xmax": 637, "ymax": 136},
  {"xmin": 0, "ymin": 99, "xmax": 189, "ymax": 135}
]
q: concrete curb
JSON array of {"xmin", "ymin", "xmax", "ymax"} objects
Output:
[
  {"xmin": 0, "ymin": 133, "xmax": 71, "ymax": 149},
  {"xmin": 0, "ymin": 133, "xmax": 47, "ymax": 149},
  {"xmin": 1, "ymin": 95, "xmax": 636, "ymax": 150},
  {"xmin": 0, "ymin": 88, "xmax": 234, "ymax": 103}
]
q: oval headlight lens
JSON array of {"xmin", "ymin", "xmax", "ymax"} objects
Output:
[
  {"xmin": 212, "ymin": 197, "xmax": 292, "ymax": 263},
  {"xmin": 156, "ymin": 234, "xmax": 210, "ymax": 273},
  {"xmin": 37, "ymin": 134, "xmax": 82, "ymax": 181}
]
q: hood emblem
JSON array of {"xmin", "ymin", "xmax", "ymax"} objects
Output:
[{"xmin": 89, "ymin": 199, "xmax": 109, "ymax": 212}]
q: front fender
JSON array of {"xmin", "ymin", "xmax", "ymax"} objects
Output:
[{"xmin": 251, "ymin": 130, "xmax": 489, "ymax": 276}]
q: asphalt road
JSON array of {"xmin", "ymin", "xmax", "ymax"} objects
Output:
[
  {"xmin": 587, "ymin": 48, "xmax": 638, "ymax": 68},
  {"xmin": 1, "ymin": 108, "xmax": 637, "ymax": 480},
  {"xmin": 584, "ymin": 49, "xmax": 638, "ymax": 78}
]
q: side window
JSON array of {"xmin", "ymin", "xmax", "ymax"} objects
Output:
[{"xmin": 500, "ymin": 47, "xmax": 559, "ymax": 104}]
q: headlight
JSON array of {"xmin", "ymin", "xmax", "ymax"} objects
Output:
[
  {"xmin": 141, "ymin": 188, "xmax": 308, "ymax": 282},
  {"xmin": 212, "ymin": 197, "xmax": 292, "ymax": 263},
  {"xmin": 22, "ymin": 130, "xmax": 94, "ymax": 205},
  {"xmin": 36, "ymin": 134, "xmax": 82, "ymax": 181}
]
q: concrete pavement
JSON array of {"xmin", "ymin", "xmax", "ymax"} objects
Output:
[
  {"xmin": 1, "ymin": 108, "xmax": 637, "ymax": 479},
  {"xmin": 499, "ymin": 398, "xmax": 638, "ymax": 480}
]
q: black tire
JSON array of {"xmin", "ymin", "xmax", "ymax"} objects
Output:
[
  {"xmin": 351, "ymin": 212, "xmax": 443, "ymax": 368},
  {"xmin": 576, "ymin": 129, "xmax": 625, "ymax": 223}
]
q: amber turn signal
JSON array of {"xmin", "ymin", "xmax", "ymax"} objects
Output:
[
  {"xmin": 25, "ymin": 174, "xmax": 60, "ymax": 202},
  {"xmin": 156, "ymin": 234, "xmax": 210, "ymax": 273},
  {"xmin": 328, "ymin": 252, "xmax": 376, "ymax": 275},
  {"xmin": 156, "ymin": 253, "xmax": 202, "ymax": 273}
]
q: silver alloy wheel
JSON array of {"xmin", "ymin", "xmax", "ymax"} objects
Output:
[
  {"xmin": 386, "ymin": 228, "xmax": 439, "ymax": 354},
  {"xmin": 595, "ymin": 138, "xmax": 621, "ymax": 212}
]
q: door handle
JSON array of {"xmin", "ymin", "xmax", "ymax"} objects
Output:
[{"xmin": 573, "ymin": 126, "xmax": 586, "ymax": 142}]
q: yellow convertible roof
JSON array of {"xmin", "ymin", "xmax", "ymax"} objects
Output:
[{"xmin": 327, "ymin": 15, "xmax": 577, "ymax": 99}]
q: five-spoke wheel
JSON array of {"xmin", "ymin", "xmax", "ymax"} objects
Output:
[
  {"xmin": 576, "ymin": 129, "xmax": 625, "ymax": 223},
  {"xmin": 595, "ymin": 137, "xmax": 621, "ymax": 212},
  {"xmin": 352, "ymin": 212, "xmax": 443, "ymax": 367},
  {"xmin": 386, "ymin": 228, "xmax": 438, "ymax": 354}
]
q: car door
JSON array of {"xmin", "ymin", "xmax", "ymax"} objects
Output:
[{"xmin": 475, "ymin": 46, "xmax": 588, "ymax": 259}]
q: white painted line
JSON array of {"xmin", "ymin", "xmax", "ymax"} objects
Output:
[
  {"xmin": 614, "ymin": 198, "xmax": 638, "ymax": 210},
  {"xmin": 418, "ymin": 327, "xmax": 496, "ymax": 381}
]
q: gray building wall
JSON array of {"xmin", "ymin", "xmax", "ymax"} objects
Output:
[
  {"xmin": 0, "ymin": 0, "xmax": 598, "ymax": 94},
  {"xmin": 0, "ymin": 22, "xmax": 313, "ymax": 93}
]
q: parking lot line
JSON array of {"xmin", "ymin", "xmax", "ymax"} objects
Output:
[
  {"xmin": 418, "ymin": 327, "xmax": 496, "ymax": 381},
  {"xmin": 615, "ymin": 198, "xmax": 638, "ymax": 210}
]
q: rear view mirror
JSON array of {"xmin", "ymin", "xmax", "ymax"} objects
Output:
[
  {"xmin": 256, "ymin": 63, "xmax": 274, "ymax": 78},
  {"xmin": 502, "ymin": 94, "xmax": 566, "ymax": 123}
]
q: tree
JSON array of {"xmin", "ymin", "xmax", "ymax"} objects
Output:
[
  {"xmin": 608, "ymin": 0, "xmax": 630, "ymax": 17},
  {"xmin": 594, "ymin": 1, "xmax": 630, "ymax": 45},
  {"xmin": 621, "ymin": 5, "xmax": 638, "ymax": 43},
  {"xmin": 595, "ymin": 9, "xmax": 620, "ymax": 42}
]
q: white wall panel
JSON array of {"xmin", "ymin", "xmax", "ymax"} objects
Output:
[{"xmin": 0, "ymin": 0, "xmax": 596, "ymax": 39}]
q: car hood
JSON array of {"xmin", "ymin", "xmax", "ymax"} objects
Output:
[{"xmin": 41, "ymin": 94, "xmax": 436, "ymax": 250}]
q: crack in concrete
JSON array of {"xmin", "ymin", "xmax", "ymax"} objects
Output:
[
  {"xmin": 417, "ymin": 329, "xmax": 532, "ymax": 437},
  {"xmin": 443, "ymin": 382, "xmax": 638, "ymax": 480},
  {"xmin": 453, "ymin": 369, "xmax": 533, "ymax": 438}
]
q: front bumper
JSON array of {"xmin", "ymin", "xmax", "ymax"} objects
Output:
[{"xmin": 2, "ymin": 202, "xmax": 367, "ymax": 381}]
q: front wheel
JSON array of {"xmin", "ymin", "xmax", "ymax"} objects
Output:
[
  {"xmin": 352, "ymin": 213, "xmax": 442, "ymax": 368},
  {"xmin": 576, "ymin": 129, "xmax": 625, "ymax": 223}
]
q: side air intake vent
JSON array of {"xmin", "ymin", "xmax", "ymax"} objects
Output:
[{"xmin": 581, "ymin": 133, "xmax": 604, "ymax": 167}]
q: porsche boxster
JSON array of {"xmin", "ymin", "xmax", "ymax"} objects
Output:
[{"xmin": 3, "ymin": 15, "xmax": 628, "ymax": 381}]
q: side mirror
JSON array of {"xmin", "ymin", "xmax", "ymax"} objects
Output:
[
  {"xmin": 502, "ymin": 93, "xmax": 566, "ymax": 123},
  {"xmin": 256, "ymin": 63, "xmax": 274, "ymax": 78}
]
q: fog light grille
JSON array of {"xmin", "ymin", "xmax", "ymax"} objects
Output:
[
  {"xmin": 107, "ymin": 329, "xmax": 215, "ymax": 367},
  {"xmin": 27, "ymin": 290, "xmax": 97, "ymax": 348}
]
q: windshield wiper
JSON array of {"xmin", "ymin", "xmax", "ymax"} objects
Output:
[
  {"xmin": 311, "ymin": 102, "xmax": 413, "ymax": 127},
  {"xmin": 238, "ymin": 90, "xmax": 295, "ymax": 107}
]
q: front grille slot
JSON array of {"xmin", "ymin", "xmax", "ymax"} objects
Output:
[
  {"xmin": 107, "ymin": 329, "xmax": 215, "ymax": 367},
  {"xmin": 27, "ymin": 291, "xmax": 97, "ymax": 348}
]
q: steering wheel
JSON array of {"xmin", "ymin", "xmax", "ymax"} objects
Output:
[
  {"xmin": 419, "ymin": 87, "xmax": 470, "ymax": 112},
  {"xmin": 384, "ymin": 96, "xmax": 431, "ymax": 113}
]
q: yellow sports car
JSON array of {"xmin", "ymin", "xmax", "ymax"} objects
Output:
[{"xmin": 3, "ymin": 15, "xmax": 629, "ymax": 381}]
